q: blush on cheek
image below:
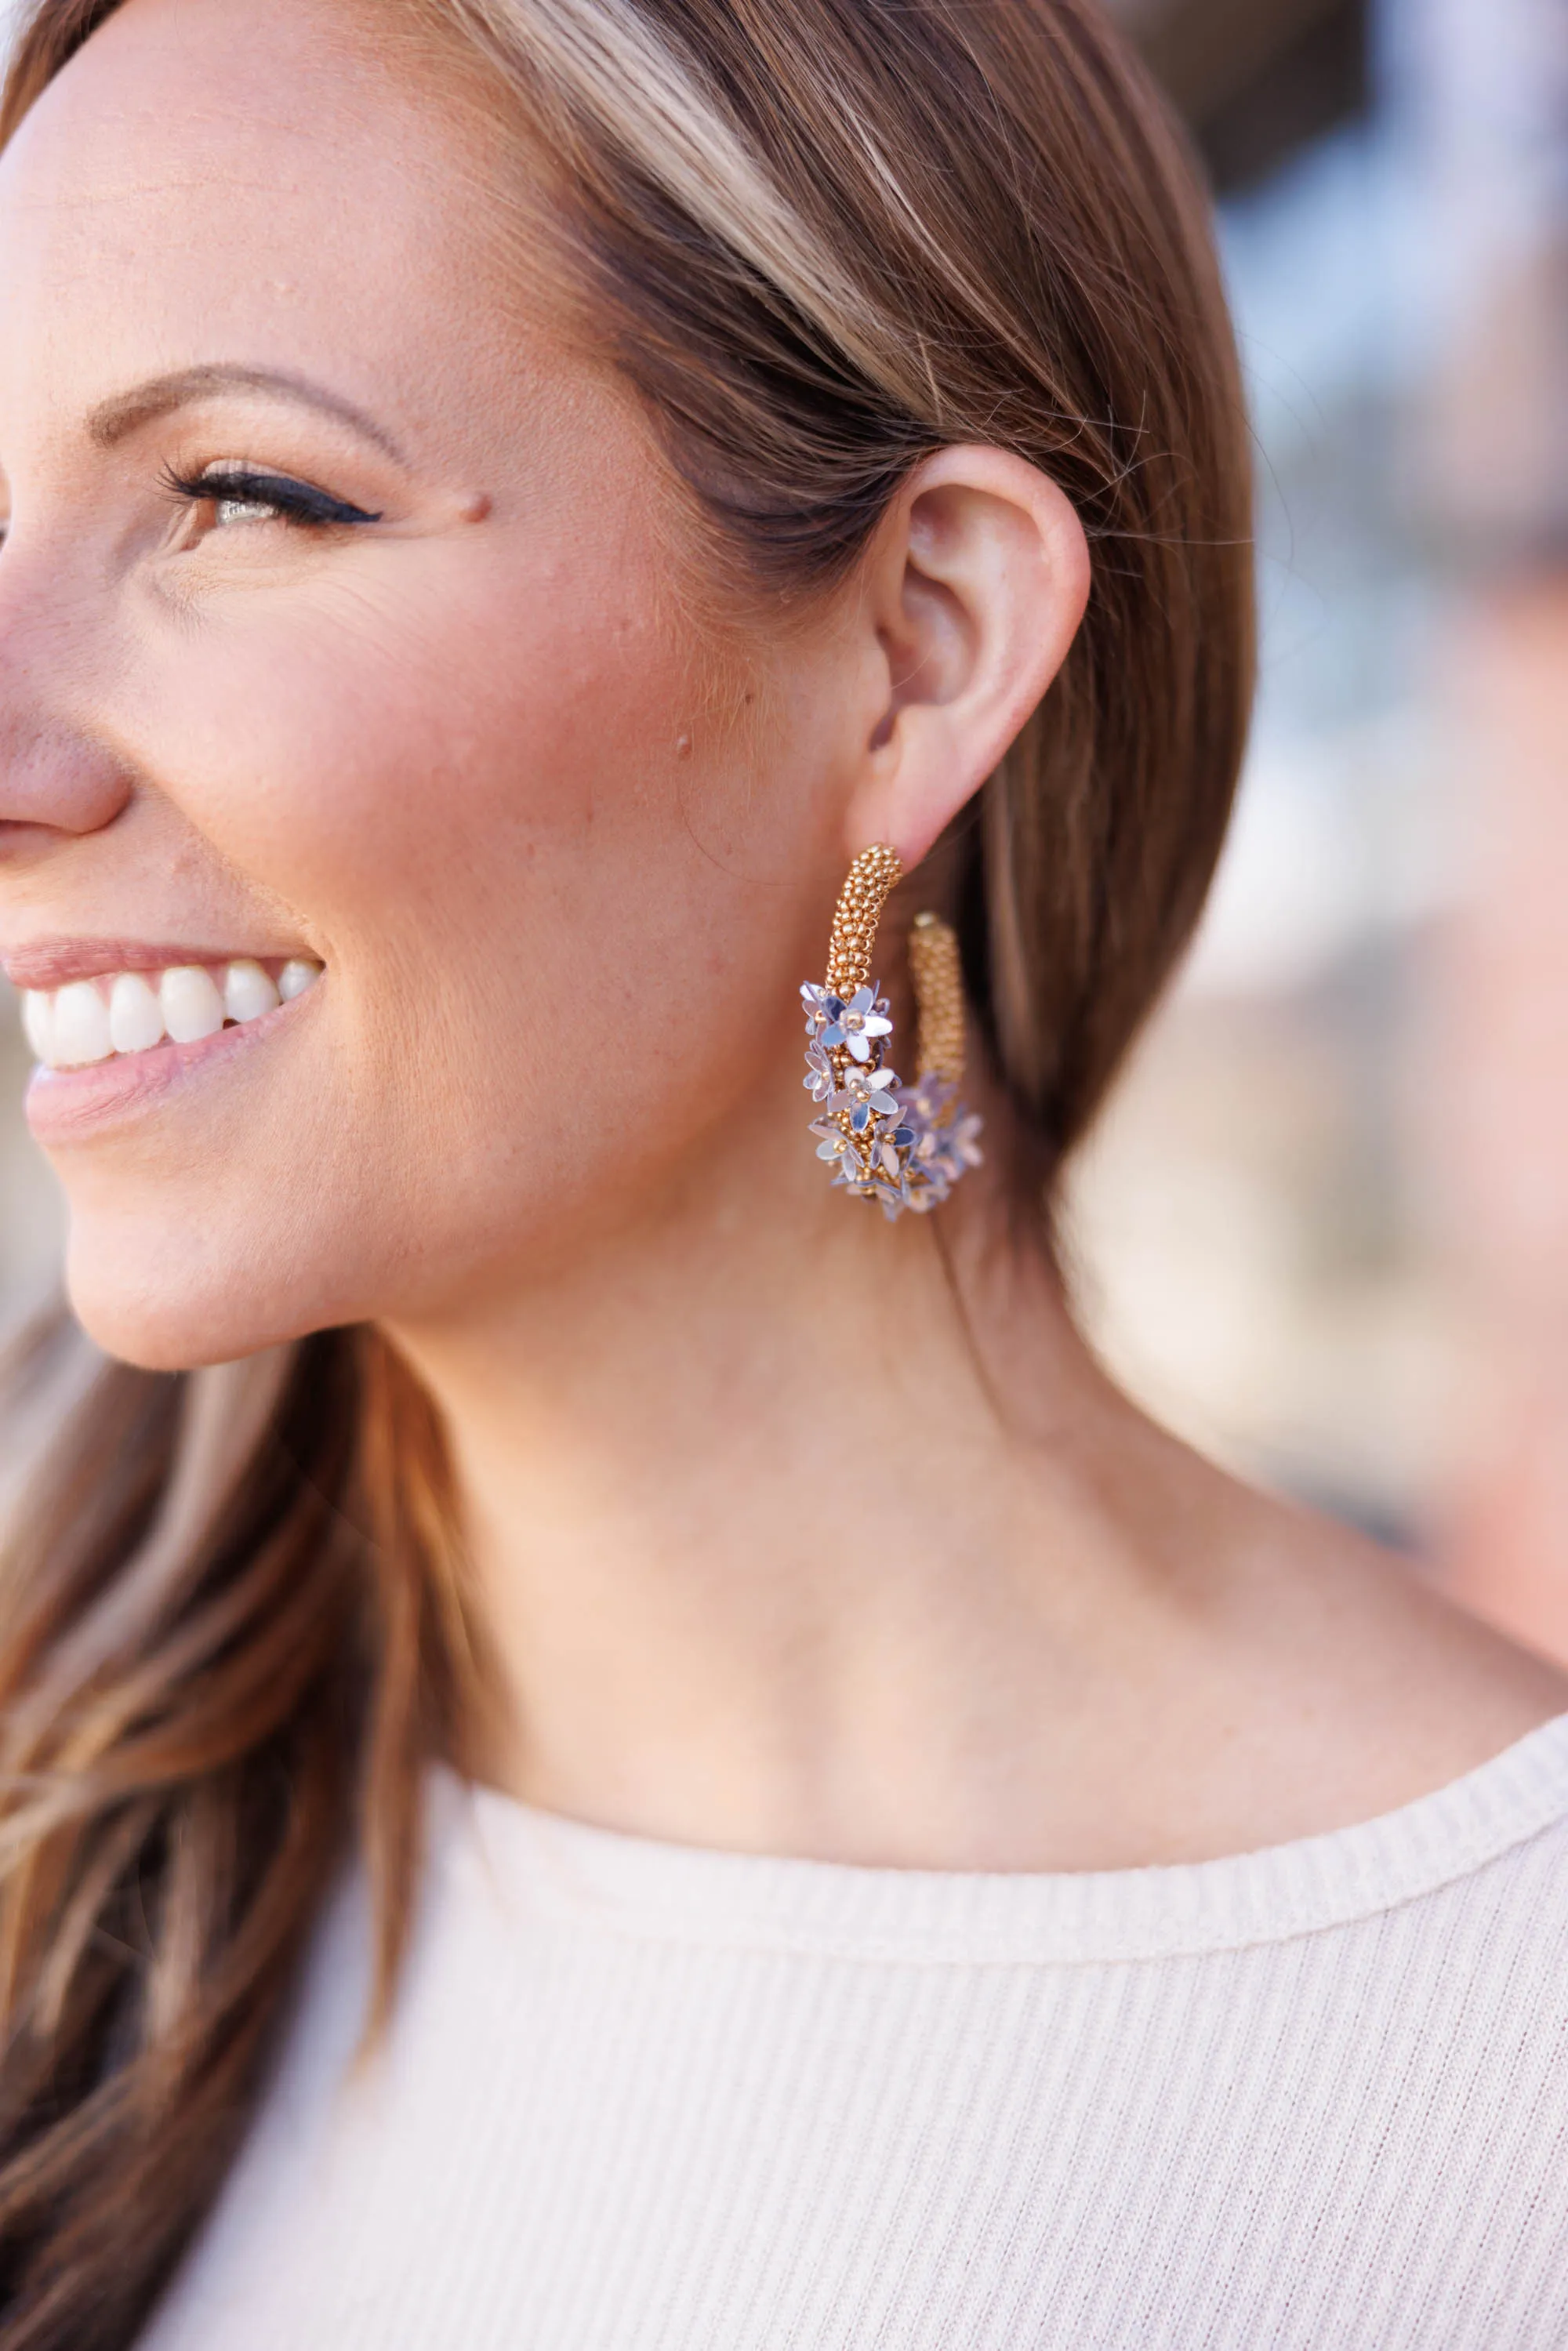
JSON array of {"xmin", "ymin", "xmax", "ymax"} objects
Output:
[{"xmin": 140, "ymin": 526, "xmax": 688, "ymax": 943}]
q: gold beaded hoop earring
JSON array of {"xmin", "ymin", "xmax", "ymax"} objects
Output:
[{"xmin": 800, "ymin": 846, "xmax": 984, "ymax": 1221}]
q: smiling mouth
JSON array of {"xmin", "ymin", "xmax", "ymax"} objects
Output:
[{"xmin": 20, "ymin": 957, "xmax": 324, "ymax": 1072}]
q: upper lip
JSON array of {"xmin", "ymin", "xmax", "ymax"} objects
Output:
[{"xmin": 2, "ymin": 938, "xmax": 303, "ymax": 991}]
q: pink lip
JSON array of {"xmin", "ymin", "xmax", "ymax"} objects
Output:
[
  {"xmin": 2, "ymin": 939, "xmax": 303, "ymax": 990},
  {"xmin": 23, "ymin": 984, "xmax": 320, "ymax": 1148}
]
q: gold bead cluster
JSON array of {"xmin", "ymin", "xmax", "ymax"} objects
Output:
[
  {"xmin": 909, "ymin": 912, "xmax": 966, "ymax": 1085},
  {"xmin": 826, "ymin": 844, "xmax": 903, "ymax": 1001}
]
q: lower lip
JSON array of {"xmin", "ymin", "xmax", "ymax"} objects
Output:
[{"xmin": 22, "ymin": 985, "xmax": 321, "ymax": 1146}]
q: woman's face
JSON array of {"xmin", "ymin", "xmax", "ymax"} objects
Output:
[{"xmin": 0, "ymin": 0, "xmax": 858, "ymax": 1366}]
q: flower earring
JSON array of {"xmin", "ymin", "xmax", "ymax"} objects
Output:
[{"xmin": 800, "ymin": 845, "xmax": 984, "ymax": 1220}]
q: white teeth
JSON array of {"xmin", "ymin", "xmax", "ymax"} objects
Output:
[
  {"xmin": 160, "ymin": 965, "xmax": 226, "ymax": 1044},
  {"xmin": 223, "ymin": 959, "xmax": 280, "ymax": 1023},
  {"xmin": 278, "ymin": 959, "xmax": 321, "ymax": 1003},
  {"xmin": 52, "ymin": 980, "xmax": 114, "ymax": 1067},
  {"xmin": 22, "ymin": 989, "xmax": 54, "ymax": 1064},
  {"xmin": 16, "ymin": 956, "xmax": 323, "ymax": 1071},
  {"xmin": 108, "ymin": 971, "xmax": 166, "ymax": 1055}
]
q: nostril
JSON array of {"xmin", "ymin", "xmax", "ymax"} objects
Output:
[{"xmin": 0, "ymin": 734, "xmax": 137, "ymax": 840}]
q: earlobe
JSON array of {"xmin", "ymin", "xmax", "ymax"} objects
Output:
[{"xmin": 844, "ymin": 445, "xmax": 1091, "ymax": 869}]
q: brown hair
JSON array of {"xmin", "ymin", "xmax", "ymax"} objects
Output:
[{"xmin": 0, "ymin": 1, "xmax": 1252, "ymax": 2340}]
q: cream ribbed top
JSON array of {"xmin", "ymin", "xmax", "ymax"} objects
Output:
[{"xmin": 143, "ymin": 1714, "xmax": 1568, "ymax": 2349}]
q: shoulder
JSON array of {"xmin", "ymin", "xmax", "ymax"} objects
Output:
[
  {"xmin": 1089, "ymin": 1388, "xmax": 1568, "ymax": 1856},
  {"xmin": 1196, "ymin": 1469, "xmax": 1568, "ymax": 1843}
]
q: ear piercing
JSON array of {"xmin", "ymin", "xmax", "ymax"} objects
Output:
[{"xmin": 800, "ymin": 846, "xmax": 983, "ymax": 1221}]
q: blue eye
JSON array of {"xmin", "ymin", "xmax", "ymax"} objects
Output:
[{"xmin": 162, "ymin": 464, "xmax": 381, "ymax": 528}]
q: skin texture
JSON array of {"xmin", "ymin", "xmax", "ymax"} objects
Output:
[{"xmin": 2, "ymin": 0, "xmax": 1565, "ymax": 1872}]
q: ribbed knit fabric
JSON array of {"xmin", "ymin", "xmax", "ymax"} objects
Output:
[{"xmin": 142, "ymin": 1714, "xmax": 1568, "ymax": 2349}]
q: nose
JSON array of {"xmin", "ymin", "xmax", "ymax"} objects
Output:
[
  {"xmin": 0, "ymin": 552, "xmax": 136, "ymax": 846},
  {"xmin": 0, "ymin": 722, "xmax": 135, "ymax": 844}
]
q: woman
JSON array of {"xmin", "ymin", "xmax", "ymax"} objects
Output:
[{"xmin": 1, "ymin": 0, "xmax": 1566, "ymax": 2343}]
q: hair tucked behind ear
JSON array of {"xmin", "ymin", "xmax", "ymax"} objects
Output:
[
  {"xmin": 435, "ymin": 0, "xmax": 1254, "ymax": 1180},
  {"xmin": 0, "ymin": 0, "xmax": 1252, "ymax": 2339}
]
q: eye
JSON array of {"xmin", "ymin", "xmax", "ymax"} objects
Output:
[{"xmin": 161, "ymin": 462, "xmax": 382, "ymax": 532}]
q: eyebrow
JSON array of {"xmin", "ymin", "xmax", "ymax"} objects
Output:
[{"xmin": 85, "ymin": 365, "xmax": 407, "ymax": 463}]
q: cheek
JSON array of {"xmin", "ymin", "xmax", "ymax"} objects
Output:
[
  {"xmin": 125, "ymin": 527, "xmax": 724, "ymax": 1072},
  {"xmin": 71, "ymin": 528, "xmax": 826, "ymax": 1348},
  {"xmin": 129, "ymin": 537, "xmax": 652, "ymax": 916}
]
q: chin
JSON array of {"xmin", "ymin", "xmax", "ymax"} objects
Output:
[{"xmin": 63, "ymin": 1217, "xmax": 332, "ymax": 1373}]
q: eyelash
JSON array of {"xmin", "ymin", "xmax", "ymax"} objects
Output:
[{"xmin": 160, "ymin": 464, "xmax": 382, "ymax": 530}]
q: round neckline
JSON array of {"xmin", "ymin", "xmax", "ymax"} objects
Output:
[{"xmin": 438, "ymin": 1710, "xmax": 1568, "ymax": 1968}]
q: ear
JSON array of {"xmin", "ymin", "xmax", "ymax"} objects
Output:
[{"xmin": 841, "ymin": 445, "xmax": 1090, "ymax": 869}]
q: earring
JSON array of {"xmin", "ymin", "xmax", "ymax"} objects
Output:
[{"xmin": 800, "ymin": 844, "xmax": 984, "ymax": 1221}]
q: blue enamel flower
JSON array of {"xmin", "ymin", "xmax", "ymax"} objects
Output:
[
  {"xmin": 832, "ymin": 1065, "xmax": 903, "ymax": 1133},
  {"xmin": 809, "ymin": 1115, "xmax": 858, "ymax": 1170},
  {"xmin": 819, "ymin": 985, "xmax": 892, "ymax": 1065},
  {"xmin": 803, "ymin": 1039, "xmax": 837, "ymax": 1101},
  {"xmin": 947, "ymin": 1112, "xmax": 985, "ymax": 1172},
  {"xmin": 800, "ymin": 981, "xmax": 833, "ymax": 1034}
]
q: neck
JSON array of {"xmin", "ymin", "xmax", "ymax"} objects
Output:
[{"xmin": 387, "ymin": 1102, "xmax": 1211, "ymax": 1868}]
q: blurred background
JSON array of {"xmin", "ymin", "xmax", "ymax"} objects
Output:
[
  {"xmin": 1069, "ymin": 0, "xmax": 1568, "ymax": 1663},
  {"xmin": 2, "ymin": 0, "xmax": 1566, "ymax": 1654}
]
